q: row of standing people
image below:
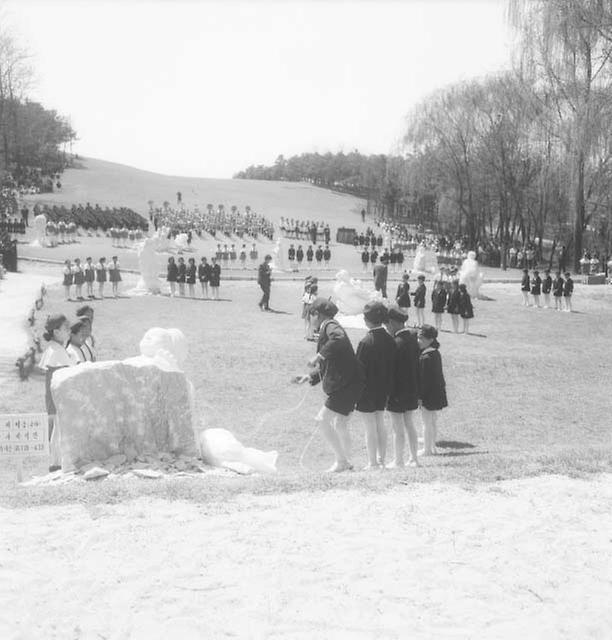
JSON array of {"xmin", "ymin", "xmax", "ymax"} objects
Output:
[
  {"xmin": 298, "ymin": 300, "xmax": 447, "ymax": 471},
  {"xmin": 520, "ymin": 269, "xmax": 574, "ymax": 311},
  {"xmin": 288, "ymin": 244, "xmax": 332, "ymax": 270},
  {"xmin": 166, "ymin": 256, "xmax": 222, "ymax": 299},
  {"xmin": 62, "ymin": 257, "xmax": 121, "ymax": 300}
]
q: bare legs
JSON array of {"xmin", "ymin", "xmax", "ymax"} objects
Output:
[
  {"xmin": 316, "ymin": 406, "xmax": 352, "ymax": 472},
  {"xmin": 390, "ymin": 411, "xmax": 419, "ymax": 467},
  {"xmin": 361, "ymin": 410, "xmax": 387, "ymax": 468},
  {"xmin": 420, "ymin": 408, "xmax": 438, "ymax": 456}
]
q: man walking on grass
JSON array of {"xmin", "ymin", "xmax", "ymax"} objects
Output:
[{"xmin": 258, "ymin": 254, "xmax": 273, "ymax": 311}]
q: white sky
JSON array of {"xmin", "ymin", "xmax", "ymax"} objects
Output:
[{"xmin": 5, "ymin": 0, "xmax": 513, "ymax": 178}]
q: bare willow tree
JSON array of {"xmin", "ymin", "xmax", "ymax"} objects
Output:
[{"xmin": 509, "ymin": 0, "xmax": 612, "ymax": 269}]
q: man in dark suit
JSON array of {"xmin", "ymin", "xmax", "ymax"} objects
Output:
[
  {"xmin": 257, "ymin": 254, "xmax": 273, "ymax": 310},
  {"xmin": 373, "ymin": 261, "xmax": 388, "ymax": 298}
]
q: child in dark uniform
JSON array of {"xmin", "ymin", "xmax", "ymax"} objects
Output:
[
  {"xmin": 417, "ymin": 325, "xmax": 448, "ymax": 456},
  {"xmin": 297, "ymin": 298, "xmax": 365, "ymax": 472},
  {"xmin": 531, "ymin": 269, "xmax": 542, "ymax": 308},
  {"xmin": 177, "ymin": 257, "xmax": 186, "ymax": 296},
  {"xmin": 552, "ymin": 271, "xmax": 564, "ymax": 311},
  {"xmin": 108, "ymin": 256, "xmax": 122, "ymax": 298},
  {"xmin": 395, "ymin": 271, "xmax": 411, "ymax": 312},
  {"xmin": 542, "ymin": 269, "xmax": 552, "ymax": 308},
  {"xmin": 95, "ymin": 257, "xmax": 107, "ymax": 299},
  {"xmin": 167, "ymin": 257, "xmax": 178, "ymax": 297},
  {"xmin": 84, "ymin": 257, "xmax": 95, "ymax": 299},
  {"xmin": 521, "ymin": 268, "xmax": 530, "ymax": 306},
  {"xmin": 458, "ymin": 283, "xmax": 474, "ymax": 334},
  {"xmin": 412, "ymin": 275, "xmax": 426, "ymax": 327},
  {"xmin": 446, "ymin": 280, "xmax": 461, "ymax": 333},
  {"xmin": 563, "ymin": 271, "xmax": 574, "ymax": 312},
  {"xmin": 186, "ymin": 257, "xmax": 197, "ymax": 297},
  {"xmin": 385, "ymin": 306, "xmax": 420, "ymax": 467},
  {"xmin": 431, "ymin": 280, "xmax": 448, "ymax": 331},
  {"xmin": 198, "ymin": 257, "xmax": 210, "ymax": 299},
  {"xmin": 356, "ymin": 302, "xmax": 396, "ymax": 469}
]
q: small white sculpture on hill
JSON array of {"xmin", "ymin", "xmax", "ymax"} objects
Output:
[
  {"xmin": 133, "ymin": 237, "xmax": 162, "ymax": 294},
  {"xmin": 174, "ymin": 232, "xmax": 189, "ymax": 252},
  {"xmin": 332, "ymin": 269, "xmax": 381, "ymax": 316},
  {"xmin": 31, "ymin": 213, "xmax": 47, "ymax": 247},
  {"xmin": 155, "ymin": 225, "xmax": 172, "ymax": 252},
  {"xmin": 412, "ymin": 243, "xmax": 438, "ymax": 275},
  {"xmin": 459, "ymin": 250, "xmax": 484, "ymax": 298}
]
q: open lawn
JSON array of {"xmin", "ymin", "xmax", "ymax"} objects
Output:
[{"xmin": 2, "ymin": 269, "xmax": 611, "ymax": 507}]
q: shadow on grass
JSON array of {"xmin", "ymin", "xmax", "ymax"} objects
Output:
[
  {"xmin": 437, "ymin": 440, "xmax": 476, "ymax": 449},
  {"xmin": 265, "ymin": 308, "xmax": 293, "ymax": 315},
  {"xmin": 437, "ymin": 450, "xmax": 488, "ymax": 457}
]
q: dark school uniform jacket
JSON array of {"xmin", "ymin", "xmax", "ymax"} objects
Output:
[
  {"xmin": 563, "ymin": 277, "xmax": 574, "ymax": 296},
  {"xmin": 296, "ymin": 248, "xmax": 304, "ymax": 261},
  {"xmin": 315, "ymin": 248, "xmax": 323, "ymax": 262},
  {"xmin": 309, "ymin": 319, "xmax": 364, "ymax": 396},
  {"xmin": 530, "ymin": 275, "xmax": 542, "ymax": 295},
  {"xmin": 413, "ymin": 283, "xmax": 426, "ymax": 308},
  {"xmin": 258, "ymin": 262, "xmax": 271, "ymax": 288},
  {"xmin": 458, "ymin": 291, "xmax": 474, "ymax": 319},
  {"xmin": 361, "ymin": 250, "xmax": 369, "ymax": 264},
  {"xmin": 387, "ymin": 328, "xmax": 419, "ymax": 412},
  {"xmin": 209, "ymin": 264, "xmax": 221, "ymax": 287},
  {"xmin": 431, "ymin": 288, "xmax": 448, "ymax": 314},
  {"xmin": 167, "ymin": 262, "xmax": 178, "ymax": 282},
  {"xmin": 306, "ymin": 247, "xmax": 314, "ymax": 261},
  {"xmin": 355, "ymin": 327, "xmax": 396, "ymax": 411},
  {"xmin": 186, "ymin": 264, "xmax": 197, "ymax": 284},
  {"xmin": 373, "ymin": 264, "xmax": 388, "ymax": 289},
  {"xmin": 288, "ymin": 247, "xmax": 296, "ymax": 260},
  {"xmin": 176, "ymin": 263, "xmax": 186, "ymax": 283},
  {"xmin": 395, "ymin": 282, "xmax": 411, "ymax": 307},
  {"xmin": 521, "ymin": 273, "xmax": 530, "ymax": 292},
  {"xmin": 553, "ymin": 277, "xmax": 564, "ymax": 296},
  {"xmin": 418, "ymin": 346, "xmax": 448, "ymax": 411},
  {"xmin": 446, "ymin": 289, "xmax": 460, "ymax": 314},
  {"xmin": 198, "ymin": 263, "xmax": 210, "ymax": 282},
  {"xmin": 542, "ymin": 275, "xmax": 552, "ymax": 294}
]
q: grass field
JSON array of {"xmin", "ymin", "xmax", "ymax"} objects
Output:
[{"xmin": 1, "ymin": 267, "xmax": 611, "ymax": 507}]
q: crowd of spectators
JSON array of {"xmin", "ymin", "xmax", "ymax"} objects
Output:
[{"xmin": 150, "ymin": 202, "xmax": 274, "ymax": 241}]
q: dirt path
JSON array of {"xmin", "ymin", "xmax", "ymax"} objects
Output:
[{"xmin": 1, "ymin": 474, "xmax": 611, "ymax": 639}]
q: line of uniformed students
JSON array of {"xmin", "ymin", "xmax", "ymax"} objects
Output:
[
  {"xmin": 300, "ymin": 299, "xmax": 447, "ymax": 472},
  {"xmin": 287, "ymin": 244, "xmax": 332, "ymax": 271},
  {"xmin": 62, "ymin": 256, "xmax": 121, "ymax": 301},
  {"xmin": 521, "ymin": 269, "xmax": 574, "ymax": 311},
  {"xmin": 167, "ymin": 255, "xmax": 221, "ymax": 299}
]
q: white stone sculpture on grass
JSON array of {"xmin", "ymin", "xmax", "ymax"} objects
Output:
[
  {"xmin": 132, "ymin": 237, "xmax": 162, "ymax": 295},
  {"xmin": 412, "ymin": 243, "xmax": 439, "ymax": 275},
  {"xmin": 198, "ymin": 429, "xmax": 278, "ymax": 474},
  {"xmin": 332, "ymin": 269, "xmax": 382, "ymax": 316},
  {"xmin": 31, "ymin": 214, "xmax": 47, "ymax": 247},
  {"xmin": 459, "ymin": 250, "xmax": 485, "ymax": 298},
  {"xmin": 51, "ymin": 328, "xmax": 197, "ymax": 470}
]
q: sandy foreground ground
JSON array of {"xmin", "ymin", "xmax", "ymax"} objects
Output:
[{"xmin": 1, "ymin": 474, "xmax": 611, "ymax": 640}]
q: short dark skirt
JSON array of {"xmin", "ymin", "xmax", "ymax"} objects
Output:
[
  {"xmin": 356, "ymin": 391, "xmax": 387, "ymax": 413},
  {"xmin": 387, "ymin": 393, "xmax": 419, "ymax": 413},
  {"xmin": 325, "ymin": 380, "xmax": 363, "ymax": 416}
]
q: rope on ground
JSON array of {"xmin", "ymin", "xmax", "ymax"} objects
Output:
[{"xmin": 251, "ymin": 384, "xmax": 313, "ymax": 441}]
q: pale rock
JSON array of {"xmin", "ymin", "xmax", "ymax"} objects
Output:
[
  {"xmin": 51, "ymin": 358, "xmax": 197, "ymax": 470},
  {"xmin": 132, "ymin": 468, "xmax": 163, "ymax": 479},
  {"xmin": 84, "ymin": 467, "xmax": 110, "ymax": 481}
]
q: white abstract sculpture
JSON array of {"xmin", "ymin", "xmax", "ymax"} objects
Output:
[
  {"xmin": 332, "ymin": 269, "xmax": 382, "ymax": 316},
  {"xmin": 155, "ymin": 226, "xmax": 172, "ymax": 252},
  {"xmin": 31, "ymin": 214, "xmax": 47, "ymax": 247},
  {"xmin": 134, "ymin": 237, "xmax": 162, "ymax": 294},
  {"xmin": 174, "ymin": 233, "xmax": 189, "ymax": 252},
  {"xmin": 459, "ymin": 250, "xmax": 484, "ymax": 298},
  {"xmin": 139, "ymin": 327, "xmax": 188, "ymax": 371},
  {"xmin": 198, "ymin": 428, "xmax": 278, "ymax": 474},
  {"xmin": 412, "ymin": 243, "xmax": 439, "ymax": 275},
  {"xmin": 271, "ymin": 238, "xmax": 284, "ymax": 273}
]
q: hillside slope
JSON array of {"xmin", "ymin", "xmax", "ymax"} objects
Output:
[{"xmin": 26, "ymin": 157, "xmax": 366, "ymax": 229}]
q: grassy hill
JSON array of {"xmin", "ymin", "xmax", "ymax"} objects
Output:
[{"xmin": 25, "ymin": 157, "xmax": 366, "ymax": 228}]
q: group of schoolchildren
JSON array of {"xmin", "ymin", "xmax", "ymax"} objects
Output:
[
  {"xmin": 395, "ymin": 270, "xmax": 474, "ymax": 333},
  {"xmin": 166, "ymin": 255, "xmax": 222, "ymax": 299},
  {"xmin": 360, "ymin": 246, "xmax": 405, "ymax": 271},
  {"xmin": 61, "ymin": 257, "xmax": 122, "ymax": 301},
  {"xmin": 298, "ymin": 299, "xmax": 447, "ymax": 472},
  {"xmin": 520, "ymin": 269, "xmax": 574, "ymax": 311},
  {"xmin": 39, "ymin": 307, "xmax": 98, "ymax": 471},
  {"xmin": 288, "ymin": 244, "xmax": 332, "ymax": 271},
  {"xmin": 213, "ymin": 242, "xmax": 260, "ymax": 269}
]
